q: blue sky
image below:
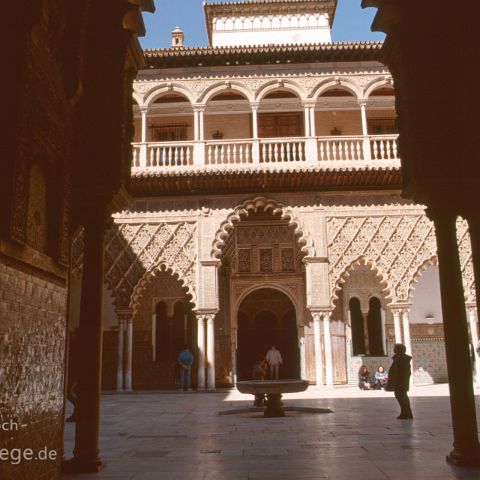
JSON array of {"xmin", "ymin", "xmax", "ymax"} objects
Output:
[{"xmin": 140, "ymin": 0, "xmax": 384, "ymax": 49}]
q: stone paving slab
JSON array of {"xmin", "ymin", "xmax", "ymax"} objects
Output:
[{"xmin": 62, "ymin": 385, "xmax": 480, "ymax": 480}]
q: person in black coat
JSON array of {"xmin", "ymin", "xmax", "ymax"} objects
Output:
[{"xmin": 386, "ymin": 343, "xmax": 413, "ymax": 419}]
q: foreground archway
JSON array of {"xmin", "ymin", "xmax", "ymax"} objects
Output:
[{"xmin": 237, "ymin": 288, "xmax": 300, "ymax": 381}]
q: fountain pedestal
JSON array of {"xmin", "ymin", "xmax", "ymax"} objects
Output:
[{"xmin": 236, "ymin": 379, "xmax": 309, "ymax": 417}]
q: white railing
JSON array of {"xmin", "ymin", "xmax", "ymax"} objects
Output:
[
  {"xmin": 370, "ymin": 135, "xmax": 398, "ymax": 160},
  {"xmin": 317, "ymin": 136, "xmax": 365, "ymax": 161},
  {"xmin": 206, "ymin": 140, "xmax": 253, "ymax": 165},
  {"xmin": 132, "ymin": 142, "xmax": 194, "ymax": 169},
  {"xmin": 259, "ymin": 138, "xmax": 306, "ymax": 163},
  {"xmin": 131, "ymin": 135, "xmax": 399, "ymax": 173}
]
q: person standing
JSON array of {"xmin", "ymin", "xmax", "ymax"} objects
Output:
[
  {"xmin": 387, "ymin": 343, "xmax": 413, "ymax": 419},
  {"xmin": 178, "ymin": 345, "xmax": 193, "ymax": 391},
  {"xmin": 266, "ymin": 345, "xmax": 283, "ymax": 380}
]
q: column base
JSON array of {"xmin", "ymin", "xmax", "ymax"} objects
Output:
[
  {"xmin": 62, "ymin": 456, "xmax": 106, "ymax": 474},
  {"xmin": 446, "ymin": 447, "xmax": 480, "ymax": 467}
]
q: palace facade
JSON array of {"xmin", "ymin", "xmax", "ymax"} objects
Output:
[{"xmin": 70, "ymin": 0, "xmax": 478, "ymax": 392}]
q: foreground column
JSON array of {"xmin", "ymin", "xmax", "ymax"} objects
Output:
[
  {"xmin": 196, "ymin": 314, "xmax": 206, "ymax": 390},
  {"xmin": 206, "ymin": 314, "xmax": 216, "ymax": 391},
  {"xmin": 312, "ymin": 313, "xmax": 324, "ymax": 387},
  {"xmin": 69, "ymin": 213, "xmax": 106, "ymax": 472},
  {"xmin": 323, "ymin": 312, "xmax": 334, "ymax": 387},
  {"xmin": 431, "ymin": 211, "xmax": 480, "ymax": 466}
]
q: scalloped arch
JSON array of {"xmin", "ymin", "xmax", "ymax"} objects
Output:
[
  {"xmin": 364, "ymin": 78, "xmax": 395, "ymax": 99},
  {"xmin": 311, "ymin": 79, "xmax": 361, "ymax": 101},
  {"xmin": 211, "ymin": 196, "xmax": 315, "ymax": 259},
  {"xmin": 130, "ymin": 262, "xmax": 197, "ymax": 315},
  {"xmin": 331, "ymin": 255, "xmax": 394, "ymax": 306},
  {"xmin": 199, "ymin": 81, "xmax": 254, "ymax": 105},
  {"xmin": 406, "ymin": 255, "xmax": 438, "ymax": 302},
  {"xmin": 235, "ymin": 284, "xmax": 299, "ymax": 322},
  {"xmin": 255, "ymin": 79, "xmax": 306, "ymax": 102},
  {"xmin": 144, "ymin": 84, "xmax": 196, "ymax": 107}
]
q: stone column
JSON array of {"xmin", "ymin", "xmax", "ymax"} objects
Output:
[
  {"xmin": 231, "ymin": 327, "xmax": 238, "ymax": 385},
  {"xmin": 116, "ymin": 316, "xmax": 124, "ymax": 392},
  {"xmin": 430, "ymin": 210, "xmax": 480, "ymax": 465},
  {"xmin": 309, "ymin": 106, "xmax": 316, "ymax": 137},
  {"xmin": 359, "ymin": 102, "xmax": 368, "ymax": 136},
  {"xmin": 193, "ymin": 108, "xmax": 206, "ymax": 165},
  {"xmin": 392, "ymin": 309, "xmax": 403, "ymax": 344},
  {"xmin": 312, "ymin": 313, "xmax": 324, "ymax": 387},
  {"xmin": 252, "ymin": 105, "xmax": 260, "ymax": 164},
  {"xmin": 402, "ymin": 309, "xmax": 412, "ymax": 356},
  {"xmin": 299, "ymin": 335, "xmax": 306, "ymax": 380},
  {"xmin": 140, "ymin": 106, "xmax": 148, "ymax": 143},
  {"xmin": 252, "ymin": 105, "xmax": 259, "ymax": 139},
  {"xmin": 199, "ymin": 109, "xmax": 205, "ymax": 141},
  {"xmin": 125, "ymin": 316, "xmax": 133, "ymax": 392},
  {"xmin": 323, "ymin": 312, "xmax": 334, "ymax": 387},
  {"xmin": 139, "ymin": 106, "xmax": 148, "ymax": 168},
  {"xmin": 359, "ymin": 101, "xmax": 371, "ymax": 161},
  {"xmin": 196, "ymin": 314, "xmax": 206, "ymax": 391},
  {"xmin": 194, "ymin": 110, "xmax": 199, "ymax": 141},
  {"xmin": 72, "ymin": 213, "xmax": 106, "ymax": 471},
  {"xmin": 303, "ymin": 105, "xmax": 311, "ymax": 137},
  {"xmin": 206, "ymin": 314, "xmax": 216, "ymax": 391},
  {"xmin": 467, "ymin": 306, "xmax": 480, "ymax": 386}
]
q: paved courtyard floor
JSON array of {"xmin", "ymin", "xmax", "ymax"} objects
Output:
[{"xmin": 63, "ymin": 384, "xmax": 480, "ymax": 480}]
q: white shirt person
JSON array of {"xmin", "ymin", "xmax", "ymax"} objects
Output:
[{"xmin": 266, "ymin": 345, "xmax": 283, "ymax": 380}]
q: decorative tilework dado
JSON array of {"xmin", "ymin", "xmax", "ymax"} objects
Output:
[{"xmin": 0, "ymin": 264, "xmax": 67, "ymax": 479}]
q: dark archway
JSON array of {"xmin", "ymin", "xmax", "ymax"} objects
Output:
[
  {"xmin": 237, "ymin": 288, "xmax": 300, "ymax": 380},
  {"xmin": 367, "ymin": 297, "xmax": 384, "ymax": 355},
  {"xmin": 349, "ymin": 297, "xmax": 365, "ymax": 355}
]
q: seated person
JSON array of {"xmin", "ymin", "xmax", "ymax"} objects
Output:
[
  {"xmin": 374, "ymin": 365, "xmax": 388, "ymax": 389},
  {"xmin": 358, "ymin": 365, "xmax": 373, "ymax": 390},
  {"xmin": 252, "ymin": 355, "xmax": 268, "ymax": 406}
]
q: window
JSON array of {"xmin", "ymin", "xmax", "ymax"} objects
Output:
[
  {"xmin": 367, "ymin": 118, "xmax": 397, "ymax": 135},
  {"xmin": 150, "ymin": 123, "xmax": 188, "ymax": 142}
]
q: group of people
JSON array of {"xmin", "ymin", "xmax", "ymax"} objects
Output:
[
  {"xmin": 252, "ymin": 345, "xmax": 283, "ymax": 381},
  {"xmin": 358, "ymin": 365, "xmax": 388, "ymax": 390},
  {"xmin": 358, "ymin": 343, "xmax": 413, "ymax": 420}
]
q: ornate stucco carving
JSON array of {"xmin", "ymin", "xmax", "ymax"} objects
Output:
[
  {"xmin": 71, "ymin": 222, "xmax": 197, "ymax": 308},
  {"xmin": 211, "ymin": 196, "xmax": 315, "ymax": 259},
  {"xmin": 328, "ymin": 214, "xmax": 475, "ymax": 305},
  {"xmin": 133, "ymin": 70, "xmax": 392, "ymax": 108},
  {"xmin": 328, "ymin": 215, "xmax": 437, "ymax": 304},
  {"xmin": 457, "ymin": 217, "xmax": 475, "ymax": 303}
]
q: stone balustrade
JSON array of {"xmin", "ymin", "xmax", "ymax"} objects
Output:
[{"xmin": 131, "ymin": 134, "xmax": 399, "ymax": 174}]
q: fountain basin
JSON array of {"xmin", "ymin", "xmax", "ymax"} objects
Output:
[{"xmin": 236, "ymin": 379, "xmax": 309, "ymax": 417}]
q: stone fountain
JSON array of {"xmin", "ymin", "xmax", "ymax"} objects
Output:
[{"xmin": 236, "ymin": 379, "xmax": 309, "ymax": 417}]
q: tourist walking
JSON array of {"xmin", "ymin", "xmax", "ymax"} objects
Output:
[
  {"xmin": 386, "ymin": 343, "xmax": 413, "ymax": 419},
  {"xmin": 178, "ymin": 345, "xmax": 193, "ymax": 391},
  {"xmin": 266, "ymin": 345, "xmax": 283, "ymax": 380}
]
